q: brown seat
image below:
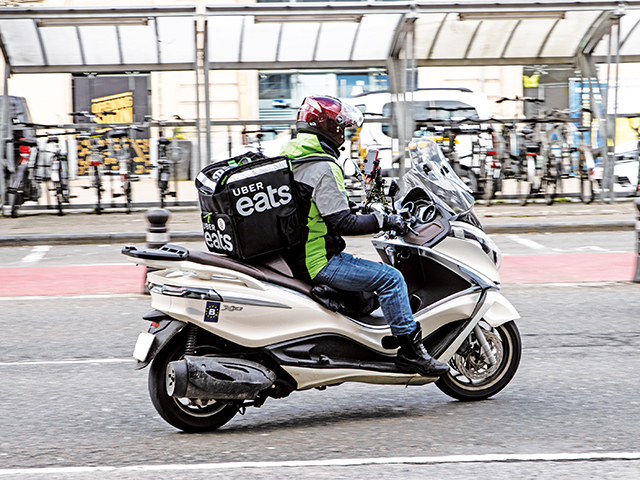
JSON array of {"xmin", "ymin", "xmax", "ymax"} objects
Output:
[{"xmin": 187, "ymin": 249, "xmax": 313, "ymax": 296}]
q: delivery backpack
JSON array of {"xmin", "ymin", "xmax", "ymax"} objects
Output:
[{"xmin": 195, "ymin": 152, "xmax": 302, "ymax": 260}]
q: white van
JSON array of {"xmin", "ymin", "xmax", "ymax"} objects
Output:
[{"xmin": 345, "ymin": 88, "xmax": 493, "ymax": 177}]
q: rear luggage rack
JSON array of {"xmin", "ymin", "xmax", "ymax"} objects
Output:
[{"xmin": 122, "ymin": 244, "xmax": 189, "ymax": 261}]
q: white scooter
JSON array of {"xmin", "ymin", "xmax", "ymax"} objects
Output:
[{"xmin": 123, "ymin": 138, "xmax": 521, "ymax": 433}]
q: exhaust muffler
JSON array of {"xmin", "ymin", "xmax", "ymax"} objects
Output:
[{"xmin": 166, "ymin": 356, "xmax": 276, "ymax": 400}]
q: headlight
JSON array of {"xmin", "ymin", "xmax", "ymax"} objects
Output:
[{"xmin": 451, "ymin": 222, "xmax": 503, "ymax": 269}]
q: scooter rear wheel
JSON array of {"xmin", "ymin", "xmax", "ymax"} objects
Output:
[
  {"xmin": 148, "ymin": 332, "xmax": 239, "ymax": 432},
  {"xmin": 435, "ymin": 320, "xmax": 521, "ymax": 401}
]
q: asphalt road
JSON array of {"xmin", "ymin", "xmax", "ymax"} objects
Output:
[
  {"xmin": 0, "ymin": 230, "xmax": 635, "ymax": 268},
  {"xmin": 1, "ymin": 280, "xmax": 640, "ymax": 478}
]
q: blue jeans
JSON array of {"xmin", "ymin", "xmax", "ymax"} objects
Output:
[{"xmin": 313, "ymin": 252, "xmax": 417, "ymax": 336}]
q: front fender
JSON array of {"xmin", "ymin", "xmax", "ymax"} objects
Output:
[
  {"xmin": 483, "ymin": 292, "xmax": 520, "ymax": 327},
  {"xmin": 135, "ymin": 314, "xmax": 186, "ymax": 370}
]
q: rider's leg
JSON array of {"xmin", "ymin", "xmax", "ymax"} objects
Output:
[{"xmin": 313, "ymin": 253, "xmax": 449, "ymax": 377}]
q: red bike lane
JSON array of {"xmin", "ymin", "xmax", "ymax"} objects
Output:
[{"xmin": 0, "ymin": 253, "xmax": 637, "ymax": 297}]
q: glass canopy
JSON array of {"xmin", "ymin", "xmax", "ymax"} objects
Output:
[
  {"xmin": 1, "ymin": 2, "xmax": 640, "ymax": 74},
  {"xmin": 0, "ymin": 6, "xmax": 197, "ymax": 73}
]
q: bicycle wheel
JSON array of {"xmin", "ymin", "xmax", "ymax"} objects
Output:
[
  {"xmin": 93, "ymin": 165, "xmax": 103, "ymax": 215},
  {"xmin": 541, "ymin": 159, "xmax": 560, "ymax": 206},
  {"xmin": 52, "ymin": 156, "xmax": 66, "ymax": 216},
  {"xmin": 519, "ymin": 159, "xmax": 531, "ymax": 206},
  {"xmin": 9, "ymin": 164, "xmax": 28, "ymax": 218},
  {"xmin": 158, "ymin": 164, "xmax": 169, "ymax": 208},
  {"xmin": 10, "ymin": 187, "xmax": 22, "ymax": 218}
]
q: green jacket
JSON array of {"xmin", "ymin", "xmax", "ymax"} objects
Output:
[{"xmin": 280, "ymin": 133, "xmax": 378, "ymax": 281}]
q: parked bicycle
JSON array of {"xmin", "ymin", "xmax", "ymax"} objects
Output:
[
  {"xmin": 6, "ymin": 131, "xmax": 72, "ymax": 217},
  {"xmin": 109, "ymin": 126, "xmax": 143, "ymax": 213},
  {"xmin": 44, "ymin": 135, "xmax": 71, "ymax": 215},
  {"xmin": 241, "ymin": 128, "xmax": 278, "ymax": 154},
  {"xmin": 7, "ymin": 136, "xmax": 39, "ymax": 217},
  {"xmin": 148, "ymin": 118, "xmax": 186, "ymax": 208},
  {"xmin": 72, "ymin": 111, "xmax": 114, "ymax": 214},
  {"xmin": 414, "ymin": 113, "xmax": 493, "ymax": 199}
]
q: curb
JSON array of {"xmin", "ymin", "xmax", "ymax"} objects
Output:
[
  {"xmin": 0, "ymin": 231, "xmax": 204, "ymax": 247},
  {"xmin": 0, "ymin": 220, "xmax": 634, "ymax": 247},
  {"xmin": 483, "ymin": 220, "xmax": 635, "ymax": 234}
]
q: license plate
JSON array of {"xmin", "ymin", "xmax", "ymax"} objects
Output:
[{"xmin": 132, "ymin": 332, "xmax": 155, "ymax": 362}]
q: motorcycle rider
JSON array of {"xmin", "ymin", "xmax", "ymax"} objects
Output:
[{"xmin": 280, "ymin": 95, "xmax": 449, "ymax": 378}]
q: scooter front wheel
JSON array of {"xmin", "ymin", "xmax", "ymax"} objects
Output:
[
  {"xmin": 435, "ymin": 320, "xmax": 521, "ymax": 401},
  {"xmin": 148, "ymin": 332, "xmax": 239, "ymax": 433}
]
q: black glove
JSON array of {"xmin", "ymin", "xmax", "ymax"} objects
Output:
[
  {"xmin": 348, "ymin": 200, "xmax": 360, "ymax": 214},
  {"xmin": 383, "ymin": 214, "xmax": 409, "ymax": 235}
]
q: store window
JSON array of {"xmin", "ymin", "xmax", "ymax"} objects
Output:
[{"xmin": 259, "ymin": 74, "xmax": 291, "ymax": 100}]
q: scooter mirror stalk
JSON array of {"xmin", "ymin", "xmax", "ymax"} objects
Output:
[{"xmin": 388, "ymin": 179, "xmax": 400, "ymax": 213}]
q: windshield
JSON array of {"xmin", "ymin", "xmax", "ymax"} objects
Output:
[{"xmin": 403, "ymin": 138, "xmax": 475, "ymax": 216}]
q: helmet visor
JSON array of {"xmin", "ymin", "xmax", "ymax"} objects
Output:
[{"xmin": 338, "ymin": 101, "xmax": 364, "ymax": 128}]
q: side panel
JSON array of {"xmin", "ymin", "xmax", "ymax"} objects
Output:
[
  {"xmin": 433, "ymin": 236, "xmax": 500, "ymax": 283},
  {"xmin": 146, "ymin": 268, "xmax": 486, "ymax": 355},
  {"xmin": 483, "ymin": 292, "xmax": 520, "ymax": 326},
  {"xmin": 282, "ymin": 365, "xmax": 433, "ymax": 390}
]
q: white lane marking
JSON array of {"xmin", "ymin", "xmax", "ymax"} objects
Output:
[
  {"xmin": 506, "ymin": 235, "xmax": 546, "ymax": 251},
  {"xmin": 1, "ymin": 452, "xmax": 639, "ymax": 475},
  {"xmin": 0, "ymin": 358, "xmax": 133, "ymax": 367},
  {"xmin": 20, "ymin": 245, "xmax": 52, "ymax": 263}
]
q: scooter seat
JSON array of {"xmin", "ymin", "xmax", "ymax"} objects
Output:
[
  {"xmin": 187, "ymin": 249, "xmax": 313, "ymax": 297},
  {"xmin": 124, "ymin": 244, "xmax": 386, "ymax": 327}
]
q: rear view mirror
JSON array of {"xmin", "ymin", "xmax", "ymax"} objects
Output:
[
  {"xmin": 388, "ymin": 179, "xmax": 400, "ymax": 199},
  {"xmin": 343, "ymin": 158, "xmax": 358, "ymax": 177}
]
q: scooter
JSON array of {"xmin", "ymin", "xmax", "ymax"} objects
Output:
[{"xmin": 122, "ymin": 137, "xmax": 521, "ymax": 433}]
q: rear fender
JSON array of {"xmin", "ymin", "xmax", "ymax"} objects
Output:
[
  {"xmin": 483, "ymin": 292, "xmax": 520, "ymax": 327},
  {"xmin": 135, "ymin": 312, "xmax": 186, "ymax": 370}
]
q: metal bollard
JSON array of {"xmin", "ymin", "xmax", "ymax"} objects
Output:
[
  {"xmin": 144, "ymin": 208, "xmax": 171, "ymax": 293},
  {"xmin": 634, "ymin": 199, "xmax": 640, "ymax": 283},
  {"xmin": 146, "ymin": 208, "xmax": 171, "ymax": 248}
]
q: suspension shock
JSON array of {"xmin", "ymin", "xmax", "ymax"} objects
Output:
[{"xmin": 184, "ymin": 323, "xmax": 198, "ymax": 356}]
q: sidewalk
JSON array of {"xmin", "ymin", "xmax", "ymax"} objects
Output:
[{"xmin": 0, "ymin": 176, "xmax": 638, "ymax": 246}]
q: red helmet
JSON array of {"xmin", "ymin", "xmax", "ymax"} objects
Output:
[{"xmin": 296, "ymin": 95, "xmax": 364, "ymax": 148}]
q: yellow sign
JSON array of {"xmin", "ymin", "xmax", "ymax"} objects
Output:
[
  {"xmin": 91, "ymin": 92, "xmax": 133, "ymax": 123},
  {"xmin": 523, "ymin": 74, "xmax": 540, "ymax": 88}
]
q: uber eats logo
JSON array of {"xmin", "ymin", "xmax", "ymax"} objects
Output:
[
  {"xmin": 232, "ymin": 181, "xmax": 292, "ymax": 216},
  {"xmin": 203, "ymin": 217, "xmax": 234, "ymax": 252}
]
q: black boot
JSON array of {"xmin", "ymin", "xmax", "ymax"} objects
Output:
[{"xmin": 395, "ymin": 325, "xmax": 450, "ymax": 377}]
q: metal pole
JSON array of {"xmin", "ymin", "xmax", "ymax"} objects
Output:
[
  {"xmin": 603, "ymin": 24, "xmax": 614, "ymax": 202},
  {"xmin": 0, "ymin": 62, "xmax": 9, "ymax": 214},
  {"xmin": 400, "ymin": 32, "xmax": 408, "ymax": 179},
  {"xmin": 194, "ymin": 18, "xmax": 202, "ymax": 178},
  {"xmin": 203, "ymin": 19, "xmax": 212, "ymax": 166},
  {"xmin": 611, "ymin": 18, "xmax": 621, "ymax": 203},
  {"xmin": 633, "ymin": 198, "xmax": 640, "ymax": 283}
]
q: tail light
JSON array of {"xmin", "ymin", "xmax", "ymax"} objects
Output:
[{"xmin": 19, "ymin": 143, "xmax": 30, "ymax": 163}]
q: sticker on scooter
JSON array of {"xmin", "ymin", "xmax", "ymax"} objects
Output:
[{"xmin": 204, "ymin": 301, "xmax": 221, "ymax": 322}]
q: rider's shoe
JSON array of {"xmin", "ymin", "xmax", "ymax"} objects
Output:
[{"xmin": 395, "ymin": 325, "xmax": 450, "ymax": 377}]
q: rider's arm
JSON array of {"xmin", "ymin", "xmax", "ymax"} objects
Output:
[{"xmin": 313, "ymin": 169, "xmax": 379, "ymax": 236}]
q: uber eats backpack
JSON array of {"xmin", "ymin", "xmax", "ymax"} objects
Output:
[{"xmin": 195, "ymin": 152, "xmax": 302, "ymax": 260}]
